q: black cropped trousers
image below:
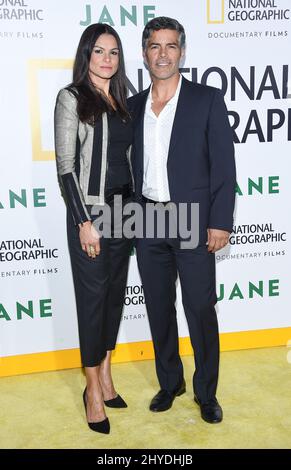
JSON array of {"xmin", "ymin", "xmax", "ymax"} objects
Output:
[{"xmin": 66, "ymin": 200, "xmax": 132, "ymax": 367}]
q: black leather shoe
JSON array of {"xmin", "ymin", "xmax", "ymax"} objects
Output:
[
  {"xmin": 194, "ymin": 396, "xmax": 223, "ymax": 423},
  {"xmin": 104, "ymin": 394, "xmax": 127, "ymax": 408},
  {"xmin": 149, "ymin": 379, "xmax": 186, "ymax": 412},
  {"xmin": 83, "ymin": 388, "xmax": 110, "ymax": 434}
]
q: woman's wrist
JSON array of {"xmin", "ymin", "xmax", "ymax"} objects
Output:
[{"xmin": 78, "ymin": 220, "xmax": 91, "ymax": 230}]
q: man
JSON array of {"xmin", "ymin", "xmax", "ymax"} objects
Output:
[{"xmin": 128, "ymin": 17, "xmax": 236, "ymax": 423}]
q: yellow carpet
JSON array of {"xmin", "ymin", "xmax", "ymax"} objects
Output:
[{"xmin": 0, "ymin": 346, "xmax": 290, "ymax": 449}]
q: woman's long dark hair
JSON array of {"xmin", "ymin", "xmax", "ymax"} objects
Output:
[{"xmin": 68, "ymin": 23, "xmax": 129, "ymax": 124}]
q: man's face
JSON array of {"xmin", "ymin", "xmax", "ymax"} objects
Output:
[{"xmin": 143, "ymin": 29, "xmax": 184, "ymax": 81}]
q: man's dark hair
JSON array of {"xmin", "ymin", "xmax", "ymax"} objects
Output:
[{"xmin": 142, "ymin": 16, "xmax": 186, "ymax": 50}]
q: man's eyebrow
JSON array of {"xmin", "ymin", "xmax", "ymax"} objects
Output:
[{"xmin": 148, "ymin": 42, "xmax": 178, "ymax": 46}]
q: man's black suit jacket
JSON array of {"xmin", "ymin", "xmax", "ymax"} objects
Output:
[{"xmin": 128, "ymin": 76, "xmax": 236, "ymax": 245}]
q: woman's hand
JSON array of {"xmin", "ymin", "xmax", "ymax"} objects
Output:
[{"xmin": 78, "ymin": 221, "xmax": 100, "ymax": 258}]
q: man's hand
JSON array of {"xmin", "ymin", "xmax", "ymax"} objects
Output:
[{"xmin": 207, "ymin": 228, "xmax": 230, "ymax": 253}]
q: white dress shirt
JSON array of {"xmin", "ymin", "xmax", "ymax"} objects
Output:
[{"xmin": 143, "ymin": 75, "xmax": 182, "ymax": 202}]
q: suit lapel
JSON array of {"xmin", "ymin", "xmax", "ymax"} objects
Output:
[
  {"xmin": 167, "ymin": 77, "xmax": 189, "ymax": 165},
  {"xmin": 134, "ymin": 78, "xmax": 191, "ymax": 197}
]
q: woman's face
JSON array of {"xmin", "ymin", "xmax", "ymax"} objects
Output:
[{"xmin": 89, "ymin": 33, "xmax": 120, "ymax": 83}]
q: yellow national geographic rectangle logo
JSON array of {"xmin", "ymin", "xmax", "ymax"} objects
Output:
[
  {"xmin": 207, "ymin": 0, "xmax": 225, "ymax": 24},
  {"xmin": 28, "ymin": 59, "xmax": 73, "ymax": 161}
]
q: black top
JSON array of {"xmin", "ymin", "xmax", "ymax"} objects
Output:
[
  {"xmin": 106, "ymin": 111, "xmax": 133, "ymax": 190},
  {"xmin": 88, "ymin": 111, "xmax": 132, "ymax": 199}
]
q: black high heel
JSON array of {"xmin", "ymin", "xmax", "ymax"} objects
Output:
[
  {"xmin": 104, "ymin": 394, "xmax": 127, "ymax": 408},
  {"xmin": 83, "ymin": 387, "xmax": 110, "ymax": 434}
]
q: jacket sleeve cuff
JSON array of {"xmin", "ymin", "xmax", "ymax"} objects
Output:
[{"xmin": 60, "ymin": 172, "xmax": 91, "ymax": 225}]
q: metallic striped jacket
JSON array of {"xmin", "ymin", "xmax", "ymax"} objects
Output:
[{"xmin": 54, "ymin": 87, "xmax": 133, "ymax": 225}]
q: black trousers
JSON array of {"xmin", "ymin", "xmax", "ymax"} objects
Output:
[
  {"xmin": 136, "ymin": 203, "xmax": 219, "ymax": 403},
  {"xmin": 66, "ymin": 201, "xmax": 132, "ymax": 367}
]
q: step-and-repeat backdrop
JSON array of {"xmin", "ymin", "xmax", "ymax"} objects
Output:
[{"xmin": 1, "ymin": 0, "xmax": 291, "ymax": 375}]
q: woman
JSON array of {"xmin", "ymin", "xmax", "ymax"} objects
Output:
[{"xmin": 54, "ymin": 23, "xmax": 133, "ymax": 434}]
